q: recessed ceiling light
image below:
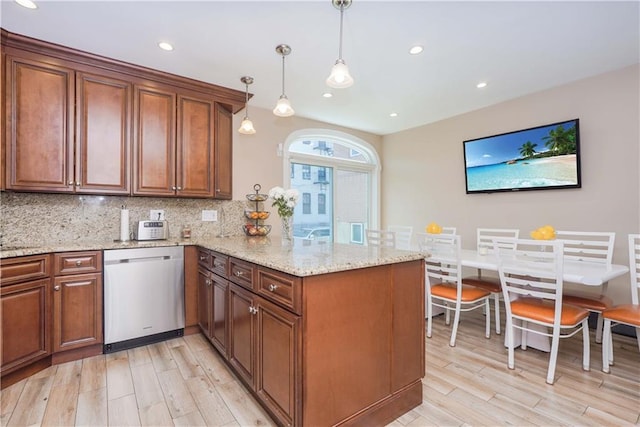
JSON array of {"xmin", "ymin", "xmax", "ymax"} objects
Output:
[
  {"xmin": 409, "ymin": 45, "xmax": 424, "ymax": 55},
  {"xmin": 158, "ymin": 42, "xmax": 174, "ymax": 51},
  {"xmin": 476, "ymin": 82, "xmax": 488, "ymax": 89},
  {"xmin": 322, "ymin": 92, "xmax": 333, "ymax": 98},
  {"xmin": 390, "ymin": 112, "xmax": 398, "ymax": 117},
  {"xmin": 15, "ymin": 0, "xmax": 37, "ymax": 9}
]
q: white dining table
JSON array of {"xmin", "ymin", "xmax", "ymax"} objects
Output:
[{"xmin": 428, "ymin": 248, "xmax": 630, "ymax": 352}]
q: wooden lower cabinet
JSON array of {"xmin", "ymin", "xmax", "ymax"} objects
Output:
[
  {"xmin": 52, "ymin": 251, "xmax": 103, "ymax": 354},
  {"xmin": 255, "ymin": 295, "xmax": 300, "ymax": 427},
  {"xmin": 0, "ymin": 278, "xmax": 51, "ymax": 374},
  {"xmin": 228, "ymin": 283, "xmax": 255, "ymax": 386},
  {"xmin": 210, "ymin": 273, "xmax": 229, "ymax": 356},
  {"xmin": 52, "ymin": 273, "xmax": 102, "ymax": 352},
  {"xmin": 197, "ymin": 249, "xmax": 424, "ymax": 427}
]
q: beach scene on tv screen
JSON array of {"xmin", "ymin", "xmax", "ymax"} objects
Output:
[{"xmin": 465, "ymin": 120, "xmax": 579, "ymax": 192}]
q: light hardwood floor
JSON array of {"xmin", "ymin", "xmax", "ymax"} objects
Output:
[{"xmin": 2, "ymin": 310, "xmax": 639, "ymax": 426}]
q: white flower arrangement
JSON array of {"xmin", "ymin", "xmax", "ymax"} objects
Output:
[{"xmin": 268, "ymin": 186, "xmax": 300, "ymax": 218}]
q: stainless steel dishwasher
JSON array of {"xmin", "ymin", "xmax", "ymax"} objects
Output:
[{"xmin": 103, "ymin": 246, "xmax": 184, "ymax": 353}]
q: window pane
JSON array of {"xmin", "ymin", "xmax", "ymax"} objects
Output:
[
  {"xmin": 302, "ymin": 192, "xmax": 311, "ymax": 214},
  {"xmin": 289, "ymin": 139, "xmax": 368, "ymax": 163},
  {"xmin": 318, "ymin": 193, "xmax": 326, "ymax": 214}
]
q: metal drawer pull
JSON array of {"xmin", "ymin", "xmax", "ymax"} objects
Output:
[
  {"xmin": 205, "ymin": 279, "xmax": 212, "ymax": 286},
  {"xmin": 54, "ymin": 285, "xmax": 60, "ymax": 291},
  {"xmin": 235, "ymin": 271, "xmax": 244, "ymax": 277},
  {"xmin": 249, "ymin": 306, "xmax": 258, "ymax": 315},
  {"xmin": 199, "ymin": 255, "xmax": 206, "ymax": 261},
  {"xmin": 75, "ymin": 260, "xmax": 82, "ymax": 266},
  {"xmin": 268, "ymin": 284, "xmax": 278, "ymax": 292}
]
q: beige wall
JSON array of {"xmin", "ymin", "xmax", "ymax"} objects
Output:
[{"xmin": 381, "ymin": 64, "xmax": 640, "ymax": 303}]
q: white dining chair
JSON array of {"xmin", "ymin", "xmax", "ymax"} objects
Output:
[
  {"xmin": 425, "ymin": 233, "xmax": 491, "ymax": 347},
  {"xmin": 555, "ymin": 230, "xmax": 616, "ymax": 343},
  {"xmin": 601, "ymin": 234, "xmax": 640, "ymax": 373},
  {"xmin": 366, "ymin": 229, "xmax": 396, "ymax": 248},
  {"xmin": 497, "ymin": 238, "xmax": 590, "ymax": 385},
  {"xmin": 463, "ymin": 228, "xmax": 520, "ymax": 335},
  {"xmin": 388, "ymin": 225, "xmax": 413, "ymax": 250}
]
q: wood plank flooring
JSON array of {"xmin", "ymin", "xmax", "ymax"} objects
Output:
[{"xmin": 2, "ymin": 309, "xmax": 638, "ymax": 426}]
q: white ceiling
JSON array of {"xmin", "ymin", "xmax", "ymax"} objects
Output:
[{"xmin": 1, "ymin": 0, "xmax": 639, "ymax": 135}]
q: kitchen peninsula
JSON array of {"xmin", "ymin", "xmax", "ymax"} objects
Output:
[{"xmin": 1, "ymin": 237, "xmax": 425, "ymax": 426}]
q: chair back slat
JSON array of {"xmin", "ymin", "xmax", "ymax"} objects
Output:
[
  {"xmin": 478, "ymin": 228, "xmax": 520, "ymax": 253},
  {"xmin": 498, "ymin": 239, "xmax": 564, "ymax": 310},
  {"xmin": 555, "ymin": 230, "xmax": 615, "ymax": 265},
  {"xmin": 424, "ymin": 234, "xmax": 462, "ymax": 287},
  {"xmin": 629, "ymin": 234, "xmax": 640, "ymax": 305},
  {"xmin": 366, "ymin": 229, "xmax": 396, "ymax": 248},
  {"xmin": 388, "ymin": 225, "xmax": 413, "ymax": 250}
]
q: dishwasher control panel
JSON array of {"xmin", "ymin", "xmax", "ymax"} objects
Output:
[{"xmin": 137, "ymin": 220, "xmax": 169, "ymax": 240}]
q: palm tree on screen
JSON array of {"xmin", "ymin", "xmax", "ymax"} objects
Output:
[
  {"xmin": 542, "ymin": 125, "xmax": 577, "ymax": 154},
  {"xmin": 519, "ymin": 141, "xmax": 537, "ymax": 158}
]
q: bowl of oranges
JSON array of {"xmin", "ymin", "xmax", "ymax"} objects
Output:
[{"xmin": 245, "ymin": 210, "xmax": 270, "ymax": 220}]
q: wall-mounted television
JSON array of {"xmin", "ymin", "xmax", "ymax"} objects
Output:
[{"xmin": 463, "ymin": 119, "xmax": 581, "ymax": 194}]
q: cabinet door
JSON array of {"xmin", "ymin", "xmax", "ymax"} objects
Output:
[
  {"xmin": 76, "ymin": 71, "xmax": 131, "ymax": 194},
  {"xmin": 52, "ymin": 273, "xmax": 103, "ymax": 352},
  {"xmin": 211, "ymin": 273, "xmax": 229, "ymax": 357},
  {"xmin": 1, "ymin": 278, "xmax": 51, "ymax": 374},
  {"xmin": 214, "ymin": 103, "xmax": 232, "ymax": 199},
  {"xmin": 133, "ymin": 85, "xmax": 176, "ymax": 196},
  {"xmin": 176, "ymin": 95, "xmax": 215, "ymax": 198},
  {"xmin": 229, "ymin": 283, "xmax": 255, "ymax": 387},
  {"xmin": 5, "ymin": 55, "xmax": 74, "ymax": 192},
  {"xmin": 197, "ymin": 267, "xmax": 212, "ymax": 338},
  {"xmin": 256, "ymin": 297, "xmax": 301, "ymax": 427}
]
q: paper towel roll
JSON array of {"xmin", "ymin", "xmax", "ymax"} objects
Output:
[{"xmin": 120, "ymin": 209, "xmax": 130, "ymax": 241}]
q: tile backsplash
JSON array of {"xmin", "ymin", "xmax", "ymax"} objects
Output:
[{"xmin": 0, "ymin": 192, "xmax": 261, "ymax": 247}]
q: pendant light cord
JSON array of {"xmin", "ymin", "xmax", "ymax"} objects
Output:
[
  {"xmin": 338, "ymin": 2, "xmax": 344, "ymax": 60},
  {"xmin": 281, "ymin": 55, "xmax": 286, "ymax": 96}
]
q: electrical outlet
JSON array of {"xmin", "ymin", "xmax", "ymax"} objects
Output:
[
  {"xmin": 150, "ymin": 210, "xmax": 165, "ymax": 221},
  {"xmin": 202, "ymin": 210, "xmax": 218, "ymax": 222}
]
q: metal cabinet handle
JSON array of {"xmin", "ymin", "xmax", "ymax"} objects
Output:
[
  {"xmin": 75, "ymin": 260, "xmax": 82, "ymax": 266},
  {"xmin": 76, "ymin": 181, "xmax": 81, "ymax": 186},
  {"xmin": 172, "ymin": 186, "xmax": 177, "ymax": 190},
  {"xmin": 54, "ymin": 285, "xmax": 60, "ymax": 291},
  {"xmin": 68, "ymin": 181, "xmax": 74, "ymax": 186},
  {"xmin": 177, "ymin": 186, "xmax": 182, "ymax": 190},
  {"xmin": 268, "ymin": 284, "xmax": 278, "ymax": 292},
  {"xmin": 199, "ymin": 255, "xmax": 206, "ymax": 261},
  {"xmin": 249, "ymin": 306, "xmax": 257, "ymax": 315},
  {"xmin": 216, "ymin": 188, "xmax": 221, "ymax": 192},
  {"xmin": 234, "ymin": 271, "xmax": 244, "ymax": 277},
  {"xmin": 205, "ymin": 279, "xmax": 212, "ymax": 286}
]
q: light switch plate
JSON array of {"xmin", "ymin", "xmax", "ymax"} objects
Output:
[
  {"xmin": 202, "ymin": 210, "xmax": 217, "ymax": 221},
  {"xmin": 150, "ymin": 210, "xmax": 165, "ymax": 221}
]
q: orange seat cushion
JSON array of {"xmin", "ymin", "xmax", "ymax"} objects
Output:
[
  {"xmin": 511, "ymin": 297, "xmax": 589, "ymax": 326},
  {"xmin": 563, "ymin": 292, "xmax": 613, "ymax": 312},
  {"xmin": 431, "ymin": 283, "xmax": 490, "ymax": 302},
  {"xmin": 602, "ymin": 304, "xmax": 640, "ymax": 327},
  {"xmin": 463, "ymin": 276, "xmax": 501, "ymax": 293}
]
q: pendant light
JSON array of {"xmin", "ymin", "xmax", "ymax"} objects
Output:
[
  {"xmin": 273, "ymin": 44, "xmax": 295, "ymax": 117},
  {"xmin": 238, "ymin": 76, "xmax": 256, "ymax": 135},
  {"xmin": 326, "ymin": 0, "xmax": 354, "ymax": 89}
]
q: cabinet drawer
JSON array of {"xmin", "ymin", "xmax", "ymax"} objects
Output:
[
  {"xmin": 210, "ymin": 251, "xmax": 228, "ymax": 277},
  {"xmin": 1, "ymin": 254, "xmax": 51, "ymax": 286},
  {"xmin": 229, "ymin": 257, "xmax": 254, "ymax": 290},
  {"xmin": 54, "ymin": 251, "xmax": 102, "ymax": 275},
  {"xmin": 257, "ymin": 267, "xmax": 302, "ymax": 314},
  {"xmin": 197, "ymin": 248, "xmax": 212, "ymax": 269}
]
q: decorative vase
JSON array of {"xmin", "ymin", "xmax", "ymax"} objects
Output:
[{"xmin": 281, "ymin": 216, "xmax": 293, "ymax": 244}]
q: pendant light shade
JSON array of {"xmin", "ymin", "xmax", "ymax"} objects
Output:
[
  {"xmin": 273, "ymin": 44, "xmax": 295, "ymax": 117},
  {"xmin": 238, "ymin": 76, "xmax": 256, "ymax": 135},
  {"xmin": 326, "ymin": 0, "xmax": 354, "ymax": 89}
]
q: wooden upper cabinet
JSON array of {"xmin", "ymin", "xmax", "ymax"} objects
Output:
[
  {"xmin": 133, "ymin": 84, "xmax": 176, "ymax": 196},
  {"xmin": 76, "ymin": 71, "xmax": 131, "ymax": 194},
  {"xmin": 177, "ymin": 94, "xmax": 215, "ymax": 198},
  {"xmin": 5, "ymin": 55, "xmax": 74, "ymax": 192},
  {"xmin": 214, "ymin": 104, "xmax": 233, "ymax": 200}
]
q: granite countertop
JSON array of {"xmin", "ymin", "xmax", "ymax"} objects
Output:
[{"xmin": 0, "ymin": 236, "xmax": 426, "ymax": 277}]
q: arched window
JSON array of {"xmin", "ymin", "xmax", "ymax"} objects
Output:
[{"xmin": 282, "ymin": 129, "xmax": 380, "ymax": 244}]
